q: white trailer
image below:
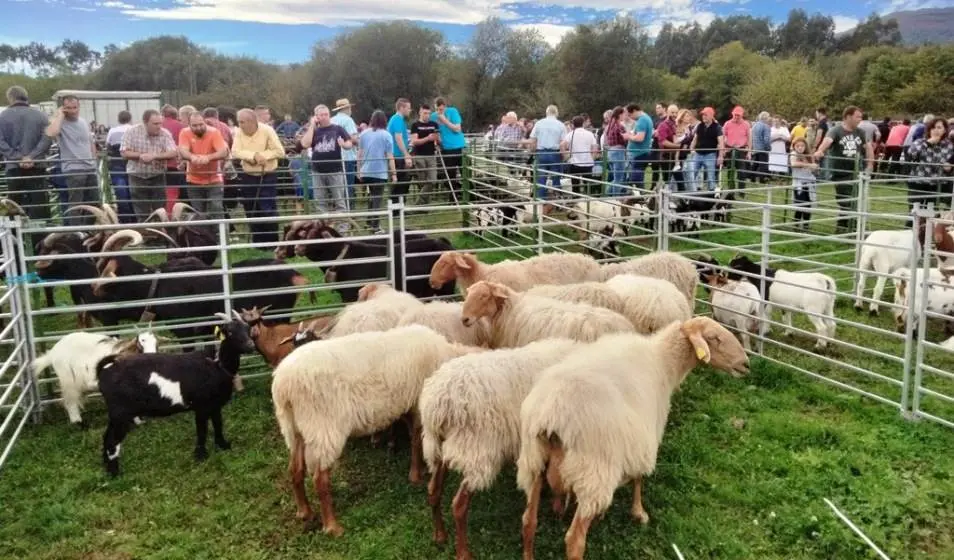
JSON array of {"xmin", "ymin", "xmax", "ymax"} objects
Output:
[{"xmin": 51, "ymin": 90, "xmax": 162, "ymax": 128}]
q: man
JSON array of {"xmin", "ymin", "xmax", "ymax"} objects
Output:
[
  {"xmin": 275, "ymin": 114, "xmax": 301, "ymax": 139},
  {"xmin": 331, "ymin": 98, "xmax": 359, "ymax": 209},
  {"xmin": 654, "ymin": 104, "xmax": 679, "ymax": 189},
  {"xmin": 431, "ymin": 97, "xmax": 466, "ymax": 200},
  {"xmin": 300, "ymin": 104, "xmax": 352, "ymax": 218},
  {"xmin": 722, "ymin": 105, "xmax": 751, "ymax": 194},
  {"xmin": 494, "ymin": 110, "xmax": 523, "ymax": 172},
  {"xmin": 179, "ymin": 112, "xmax": 229, "ymax": 220},
  {"xmin": 202, "ymin": 107, "xmax": 232, "ymax": 147},
  {"xmin": 750, "ymin": 111, "xmax": 772, "ymax": 183},
  {"xmin": 120, "ymin": 109, "xmax": 179, "ymax": 222},
  {"xmin": 45, "ymin": 95, "xmax": 101, "ymax": 226},
  {"xmin": 0, "ymin": 85, "xmax": 53, "ymax": 246},
  {"xmin": 688, "ymin": 107, "xmax": 725, "ymax": 193},
  {"xmin": 106, "ymin": 110, "xmax": 136, "ymax": 223},
  {"xmin": 409, "ymin": 104, "xmax": 439, "ymax": 205},
  {"xmin": 524, "ymin": 104, "xmax": 565, "ymax": 206},
  {"xmin": 388, "ymin": 98, "xmax": 413, "ymax": 205},
  {"xmin": 622, "ymin": 103, "xmax": 654, "ymax": 190},
  {"xmin": 814, "ymin": 105, "xmax": 872, "ymax": 233},
  {"xmin": 231, "ymin": 108, "xmax": 284, "ymax": 245},
  {"xmin": 159, "ymin": 104, "xmax": 185, "ymax": 211},
  {"xmin": 254, "ymin": 105, "xmax": 273, "ymax": 127}
]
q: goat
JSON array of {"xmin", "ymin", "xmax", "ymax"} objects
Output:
[
  {"xmin": 96, "ymin": 312, "xmax": 256, "ymax": 476},
  {"xmin": 144, "ymin": 203, "xmax": 218, "ymax": 266},
  {"xmin": 238, "ymin": 306, "xmax": 335, "ymax": 368}
]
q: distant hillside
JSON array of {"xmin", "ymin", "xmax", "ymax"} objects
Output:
[{"xmin": 884, "ymin": 7, "xmax": 954, "ymax": 45}]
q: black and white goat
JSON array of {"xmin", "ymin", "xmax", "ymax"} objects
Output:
[
  {"xmin": 32, "ymin": 329, "xmax": 160, "ymax": 428},
  {"xmin": 96, "ymin": 312, "xmax": 256, "ymax": 476}
]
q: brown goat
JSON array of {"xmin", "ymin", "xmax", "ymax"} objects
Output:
[{"xmin": 238, "ymin": 306, "xmax": 335, "ymax": 368}]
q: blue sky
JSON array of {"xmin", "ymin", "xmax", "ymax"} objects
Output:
[{"xmin": 1, "ymin": 0, "xmax": 949, "ymax": 64}]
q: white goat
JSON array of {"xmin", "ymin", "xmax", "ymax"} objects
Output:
[{"xmin": 891, "ymin": 267, "xmax": 954, "ymax": 334}]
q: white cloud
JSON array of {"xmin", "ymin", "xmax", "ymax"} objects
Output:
[
  {"xmin": 510, "ymin": 23, "xmax": 575, "ymax": 47},
  {"xmin": 832, "ymin": 15, "xmax": 859, "ymax": 34},
  {"xmin": 879, "ymin": 0, "xmax": 950, "ymax": 14},
  {"xmin": 99, "ymin": 1, "xmax": 135, "ymax": 8}
]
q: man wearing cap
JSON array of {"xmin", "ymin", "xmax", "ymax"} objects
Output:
[
  {"xmin": 750, "ymin": 111, "xmax": 772, "ymax": 184},
  {"xmin": 688, "ymin": 107, "xmax": 724, "ymax": 192},
  {"xmin": 331, "ymin": 98, "xmax": 359, "ymax": 208},
  {"xmin": 723, "ymin": 105, "xmax": 751, "ymax": 196}
]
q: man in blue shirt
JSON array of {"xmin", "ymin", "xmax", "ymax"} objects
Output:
[
  {"xmin": 623, "ymin": 103, "xmax": 654, "ymax": 190},
  {"xmin": 388, "ymin": 98, "xmax": 413, "ymax": 204},
  {"xmin": 525, "ymin": 104, "xmax": 565, "ymax": 205},
  {"xmin": 331, "ymin": 98, "xmax": 359, "ymax": 209},
  {"xmin": 431, "ymin": 97, "xmax": 465, "ymax": 200},
  {"xmin": 750, "ymin": 111, "xmax": 772, "ymax": 184}
]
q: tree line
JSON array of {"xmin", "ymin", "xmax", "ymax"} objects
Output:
[{"xmin": 1, "ymin": 10, "xmax": 949, "ymax": 128}]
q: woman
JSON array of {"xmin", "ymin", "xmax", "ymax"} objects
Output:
[
  {"xmin": 906, "ymin": 117, "xmax": 954, "ymax": 210},
  {"xmin": 602, "ymin": 106, "xmax": 628, "ymax": 195},
  {"xmin": 671, "ymin": 109, "xmax": 697, "ymax": 192},
  {"xmin": 769, "ymin": 117, "xmax": 791, "ymax": 176},
  {"xmin": 560, "ymin": 115, "xmax": 599, "ymax": 195},
  {"xmin": 358, "ymin": 110, "xmax": 398, "ymax": 233},
  {"xmin": 789, "ymin": 137, "xmax": 818, "ymax": 230}
]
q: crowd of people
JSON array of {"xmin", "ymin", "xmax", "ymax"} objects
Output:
[{"xmin": 2, "ymin": 82, "xmax": 953, "ymax": 241}]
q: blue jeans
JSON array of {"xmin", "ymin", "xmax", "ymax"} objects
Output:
[
  {"xmin": 693, "ymin": 152, "xmax": 719, "ymax": 192},
  {"xmin": 607, "ymin": 147, "xmax": 627, "ymax": 196},
  {"xmin": 111, "ymin": 173, "xmax": 136, "ymax": 223},
  {"xmin": 343, "ymin": 160, "xmax": 357, "ymax": 209},
  {"xmin": 627, "ymin": 152, "xmax": 650, "ymax": 189},
  {"xmin": 535, "ymin": 149, "xmax": 562, "ymax": 199}
]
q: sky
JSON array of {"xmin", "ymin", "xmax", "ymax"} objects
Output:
[{"xmin": 1, "ymin": 0, "xmax": 950, "ymax": 64}]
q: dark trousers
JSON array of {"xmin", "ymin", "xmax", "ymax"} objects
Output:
[
  {"xmin": 5, "ymin": 167, "xmax": 51, "ymax": 251},
  {"xmin": 129, "ymin": 174, "xmax": 167, "ymax": 222},
  {"xmin": 884, "ymin": 146, "xmax": 904, "ymax": 176},
  {"xmin": 725, "ymin": 148, "xmax": 748, "ymax": 191},
  {"xmin": 391, "ymin": 159, "xmax": 412, "ymax": 204},
  {"xmin": 832, "ymin": 173, "xmax": 856, "ymax": 232},
  {"xmin": 654, "ymin": 156, "xmax": 674, "ymax": 189},
  {"xmin": 793, "ymin": 187, "xmax": 813, "ymax": 226},
  {"xmin": 363, "ymin": 177, "xmax": 388, "ymax": 231},
  {"xmin": 110, "ymin": 172, "xmax": 136, "ymax": 223},
  {"xmin": 567, "ymin": 164, "xmax": 594, "ymax": 195},
  {"xmin": 438, "ymin": 148, "xmax": 463, "ymax": 199},
  {"xmin": 239, "ymin": 172, "xmax": 278, "ymax": 245}
]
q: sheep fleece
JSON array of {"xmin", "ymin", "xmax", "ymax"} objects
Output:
[
  {"xmin": 599, "ymin": 251, "xmax": 698, "ymax": 305},
  {"xmin": 397, "ymin": 301, "xmax": 489, "ymax": 347},
  {"xmin": 474, "ymin": 252, "xmax": 602, "ymax": 292},
  {"xmin": 327, "ymin": 287, "xmax": 423, "ymax": 337},
  {"xmin": 486, "ymin": 293, "xmax": 634, "ymax": 348},
  {"xmin": 604, "ymin": 274, "xmax": 693, "ymax": 334}
]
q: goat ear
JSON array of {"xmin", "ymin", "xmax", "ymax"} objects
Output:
[
  {"xmin": 682, "ymin": 320, "xmax": 712, "ymax": 363},
  {"xmin": 453, "ymin": 254, "xmax": 472, "ymax": 270},
  {"xmin": 934, "ymin": 224, "xmax": 947, "ymax": 245},
  {"xmin": 489, "ymin": 284, "xmax": 511, "ymax": 300}
]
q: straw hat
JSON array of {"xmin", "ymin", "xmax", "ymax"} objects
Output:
[{"xmin": 333, "ymin": 98, "xmax": 353, "ymax": 112}]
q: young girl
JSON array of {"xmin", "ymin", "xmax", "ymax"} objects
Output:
[{"xmin": 789, "ymin": 137, "xmax": 818, "ymax": 229}]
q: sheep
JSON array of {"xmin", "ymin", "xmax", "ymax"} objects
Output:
[
  {"xmin": 32, "ymin": 330, "xmax": 160, "ymax": 428},
  {"xmin": 604, "ymin": 274, "xmax": 694, "ymax": 334},
  {"xmin": 891, "ymin": 267, "xmax": 954, "ymax": 336},
  {"xmin": 271, "ymin": 325, "xmax": 484, "ymax": 536},
  {"xmin": 96, "ymin": 313, "xmax": 256, "ymax": 476},
  {"xmin": 430, "ymin": 251, "xmax": 602, "ymax": 294},
  {"xmin": 526, "ymin": 282, "xmax": 626, "ymax": 315},
  {"xmin": 419, "ymin": 338, "xmax": 586, "ymax": 558},
  {"xmin": 516, "ymin": 317, "xmax": 749, "ymax": 560},
  {"xmin": 598, "ymin": 251, "xmax": 698, "ymax": 306},
  {"xmin": 318, "ymin": 282, "xmax": 424, "ymax": 338},
  {"xmin": 461, "ymin": 281, "xmax": 634, "ymax": 348},
  {"xmin": 396, "ymin": 300, "xmax": 490, "ymax": 347},
  {"xmin": 699, "ymin": 271, "xmax": 765, "ymax": 351},
  {"xmin": 728, "ymin": 254, "xmax": 837, "ymax": 350}
]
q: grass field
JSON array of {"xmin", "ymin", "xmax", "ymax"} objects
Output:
[{"xmin": 3, "ymin": 172, "xmax": 954, "ymax": 559}]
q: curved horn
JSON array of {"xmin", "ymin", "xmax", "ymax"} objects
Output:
[
  {"xmin": 145, "ymin": 207, "xmax": 170, "ymax": 223},
  {"xmin": 64, "ymin": 205, "xmax": 109, "ymax": 225},
  {"xmin": 172, "ymin": 202, "xmax": 203, "ymax": 221},
  {"xmin": 101, "ymin": 229, "xmax": 144, "ymax": 254},
  {"xmin": 231, "ymin": 309, "xmax": 243, "ymax": 322},
  {"xmin": 103, "ymin": 204, "xmax": 119, "ymax": 225},
  {"xmin": 213, "ymin": 312, "xmax": 230, "ymax": 322},
  {"xmin": 41, "ymin": 232, "xmax": 72, "ymax": 250},
  {"xmin": 0, "ymin": 198, "xmax": 26, "ymax": 217},
  {"xmin": 144, "ymin": 228, "xmax": 180, "ymax": 248}
]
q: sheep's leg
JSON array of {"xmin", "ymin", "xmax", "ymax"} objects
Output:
[
  {"xmin": 521, "ymin": 473, "xmax": 543, "ymax": 560},
  {"xmin": 210, "ymin": 407, "xmax": 231, "ymax": 451},
  {"xmin": 314, "ymin": 467, "xmax": 344, "ymax": 536},
  {"xmin": 546, "ymin": 444, "xmax": 566, "ymax": 517},
  {"xmin": 289, "ymin": 432, "xmax": 314, "ymax": 523},
  {"xmin": 60, "ymin": 385, "xmax": 84, "ymax": 427},
  {"xmin": 782, "ymin": 311, "xmax": 794, "ymax": 337},
  {"xmin": 853, "ymin": 270, "xmax": 867, "ymax": 311},
  {"xmin": 807, "ymin": 314, "xmax": 830, "ymax": 350},
  {"xmin": 408, "ymin": 413, "xmax": 425, "ymax": 485},
  {"xmin": 427, "ymin": 461, "xmax": 448, "ymax": 545},
  {"xmin": 869, "ymin": 274, "xmax": 887, "ymax": 315},
  {"xmin": 193, "ymin": 410, "xmax": 210, "ymax": 462},
  {"xmin": 452, "ymin": 483, "xmax": 474, "ymax": 560},
  {"xmin": 631, "ymin": 475, "xmax": 650, "ymax": 524},
  {"xmin": 564, "ymin": 509, "xmax": 595, "ymax": 560},
  {"xmin": 102, "ymin": 418, "xmax": 131, "ymax": 477}
]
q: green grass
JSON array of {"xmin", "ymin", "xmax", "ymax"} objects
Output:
[{"xmin": 3, "ymin": 172, "xmax": 954, "ymax": 559}]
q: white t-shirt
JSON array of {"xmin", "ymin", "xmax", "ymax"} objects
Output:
[
  {"xmin": 106, "ymin": 123, "xmax": 132, "ymax": 146},
  {"xmin": 563, "ymin": 128, "xmax": 598, "ymax": 166}
]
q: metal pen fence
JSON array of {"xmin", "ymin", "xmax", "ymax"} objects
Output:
[{"xmin": 0, "ymin": 147, "xmax": 953, "ymax": 472}]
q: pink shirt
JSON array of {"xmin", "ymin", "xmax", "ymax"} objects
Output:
[
  {"xmin": 886, "ymin": 124, "xmax": 909, "ymax": 147},
  {"xmin": 162, "ymin": 117, "xmax": 185, "ymax": 170},
  {"xmin": 722, "ymin": 119, "xmax": 750, "ymax": 149}
]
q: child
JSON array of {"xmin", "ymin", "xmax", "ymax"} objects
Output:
[{"xmin": 789, "ymin": 137, "xmax": 818, "ymax": 230}]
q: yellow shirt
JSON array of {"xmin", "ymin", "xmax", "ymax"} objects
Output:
[
  {"xmin": 231, "ymin": 123, "xmax": 285, "ymax": 174},
  {"xmin": 791, "ymin": 124, "xmax": 806, "ymax": 140}
]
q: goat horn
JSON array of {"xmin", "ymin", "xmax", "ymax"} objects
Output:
[
  {"xmin": 0, "ymin": 198, "xmax": 26, "ymax": 217},
  {"xmin": 145, "ymin": 207, "xmax": 170, "ymax": 223},
  {"xmin": 213, "ymin": 312, "xmax": 230, "ymax": 322},
  {"xmin": 278, "ymin": 334, "xmax": 297, "ymax": 346},
  {"xmin": 144, "ymin": 228, "xmax": 180, "ymax": 248},
  {"xmin": 231, "ymin": 309, "xmax": 243, "ymax": 322},
  {"xmin": 41, "ymin": 232, "xmax": 72, "ymax": 250},
  {"xmin": 103, "ymin": 204, "xmax": 119, "ymax": 224},
  {"xmin": 64, "ymin": 205, "xmax": 110, "ymax": 225},
  {"xmin": 101, "ymin": 229, "xmax": 144, "ymax": 254},
  {"xmin": 172, "ymin": 202, "xmax": 203, "ymax": 221}
]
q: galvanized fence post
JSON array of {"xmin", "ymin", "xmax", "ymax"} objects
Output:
[
  {"xmin": 853, "ymin": 175, "xmax": 869, "ymax": 293},
  {"xmin": 758, "ymin": 203, "xmax": 771, "ymax": 357},
  {"xmin": 387, "ymin": 200, "xmax": 398, "ymax": 289},
  {"xmin": 911, "ymin": 211, "xmax": 935, "ymax": 421},
  {"xmin": 13, "ymin": 218, "xmax": 40, "ymax": 423},
  {"xmin": 218, "ymin": 220, "xmax": 233, "ymax": 317},
  {"xmin": 399, "ymin": 196, "xmax": 408, "ymax": 293},
  {"xmin": 658, "ymin": 188, "xmax": 669, "ymax": 252},
  {"xmin": 900, "ymin": 203, "xmax": 930, "ymax": 419},
  {"xmin": 461, "ymin": 152, "xmax": 472, "ymax": 229}
]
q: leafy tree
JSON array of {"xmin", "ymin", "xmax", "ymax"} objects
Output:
[
  {"xmin": 683, "ymin": 42, "xmax": 766, "ymax": 119},
  {"xmin": 738, "ymin": 58, "xmax": 831, "ymax": 120},
  {"xmin": 837, "ymin": 14, "xmax": 903, "ymax": 53}
]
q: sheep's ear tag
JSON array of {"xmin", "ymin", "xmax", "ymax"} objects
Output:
[
  {"xmin": 214, "ymin": 326, "xmax": 225, "ymax": 341},
  {"xmin": 695, "ymin": 347, "xmax": 707, "ymax": 361}
]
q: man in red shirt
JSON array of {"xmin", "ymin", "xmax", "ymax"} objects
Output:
[
  {"xmin": 179, "ymin": 112, "xmax": 229, "ymax": 220},
  {"xmin": 654, "ymin": 104, "xmax": 679, "ymax": 189},
  {"xmin": 160, "ymin": 104, "xmax": 185, "ymax": 211},
  {"xmin": 722, "ymin": 105, "xmax": 751, "ymax": 196}
]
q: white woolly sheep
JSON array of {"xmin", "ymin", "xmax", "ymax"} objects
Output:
[
  {"xmin": 318, "ymin": 282, "xmax": 423, "ymax": 338},
  {"xmin": 516, "ymin": 317, "xmax": 749, "ymax": 560},
  {"xmin": 599, "ymin": 251, "xmax": 698, "ymax": 306},
  {"xmin": 271, "ymin": 324, "xmax": 483, "ymax": 536},
  {"xmin": 32, "ymin": 330, "xmax": 159, "ymax": 427},
  {"xmin": 892, "ymin": 266, "xmax": 954, "ymax": 334},
  {"xmin": 396, "ymin": 300, "xmax": 490, "ymax": 347},
  {"xmin": 461, "ymin": 281, "xmax": 635, "ymax": 348},
  {"xmin": 429, "ymin": 250, "xmax": 602, "ymax": 294},
  {"xmin": 604, "ymin": 274, "xmax": 694, "ymax": 334},
  {"xmin": 700, "ymin": 272, "xmax": 765, "ymax": 351},
  {"xmin": 419, "ymin": 337, "xmax": 586, "ymax": 558},
  {"xmin": 526, "ymin": 282, "xmax": 626, "ymax": 316}
]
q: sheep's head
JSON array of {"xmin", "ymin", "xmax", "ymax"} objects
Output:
[
  {"xmin": 357, "ymin": 282, "xmax": 393, "ymax": 302},
  {"xmin": 461, "ymin": 281, "xmax": 511, "ymax": 327},
  {"xmin": 430, "ymin": 251, "xmax": 474, "ymax": 289},
  {"xmin": 680, "ymin": 317, "xmax": 749, "ymax": 377}
]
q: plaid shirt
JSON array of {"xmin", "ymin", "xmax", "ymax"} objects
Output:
[
  {"xmin": 494, "ymin": 123, "xmax": 523, "ymax": 147},
  {"xmin": 908, "ymin": 138, "xmax": 954, "ymax": 181},
  {"xmin": 120, "ymin": 124, "xmax": 176, "ymax": 177}
]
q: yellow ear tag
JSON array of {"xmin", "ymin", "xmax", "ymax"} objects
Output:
[
  {"xmin": 695, "ymin": 347, "xmax": 707, "ymax": 361},
  {"xmin": 215, "ymin": 326, "xmax": 225, "ymax": 341}
]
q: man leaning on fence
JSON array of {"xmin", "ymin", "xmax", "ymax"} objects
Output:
[
  {"xmin": 232, "ymin": 108, "xmax": 284, "ymax": 245},
  {"xmin": 0, "ymin": 86, "xmax": 53, "ymax": 239},
  {"xmin": 121, "ymin": 109, "xmax": 179, "ymax": 222},
  {"xmin": 179, "ymin": 112, "xmax": 229, "ymax": 220},
  {"xmin": 45, "ymin": 95, "xmax": 101, "ymax": 226}
]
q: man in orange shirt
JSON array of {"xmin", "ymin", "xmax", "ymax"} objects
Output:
[{"xmin": 179, "ymin": 112, "xmax": 229, "ymax": 220}]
